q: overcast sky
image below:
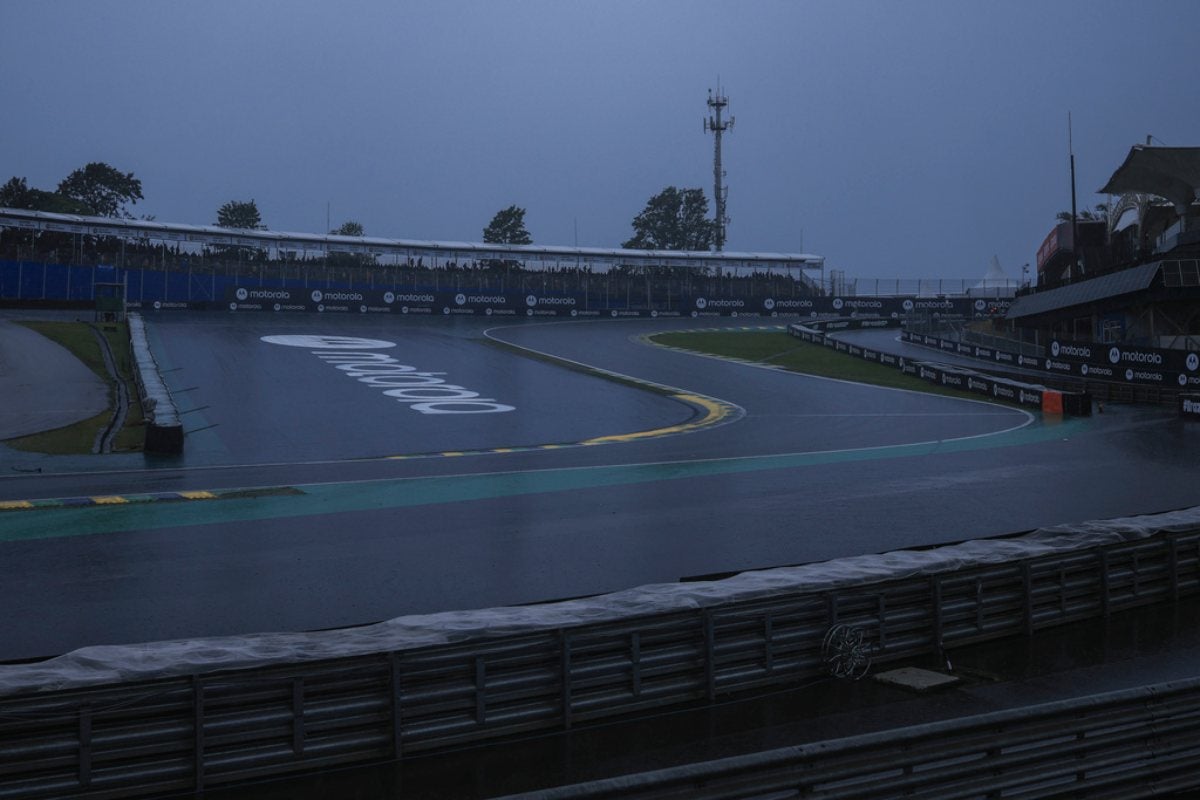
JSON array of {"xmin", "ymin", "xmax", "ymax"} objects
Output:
[{"xmin": 3, "ymin": 1, "xmax": 1197, "ymax": 279}]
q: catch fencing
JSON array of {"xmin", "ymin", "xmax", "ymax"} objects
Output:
[{"xmin": 2, "ymin": 526, "xmax": 1198, "ymax": 798}]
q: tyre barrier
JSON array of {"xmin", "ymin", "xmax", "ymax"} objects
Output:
[
  {"xmin": 788, "ymin": 320, "xmax": 1091, "ymax": 416},
  {"xmin": 127, "ymin": 314, "xmax": 183, "ymax": 454}
]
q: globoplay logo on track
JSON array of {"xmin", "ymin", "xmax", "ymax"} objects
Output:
[{"xmin": 260, "ymin": 335, "xmax": 515, "ymax": 414}]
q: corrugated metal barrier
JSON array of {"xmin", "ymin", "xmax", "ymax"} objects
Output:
[
  {"xmin": 2, "ymin": 527, "xmax": 1197, "ymax": 798},
  {"xmin": 500, "ymin": 673, "xmax": 1200, "ymax": 799}
]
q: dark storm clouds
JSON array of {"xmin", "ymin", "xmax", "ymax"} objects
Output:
[{"xmin": 2, "ymin": 1, "xmax": 1197, "ymax": 278}]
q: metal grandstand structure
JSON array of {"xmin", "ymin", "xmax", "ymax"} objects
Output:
[{"xmin": 0, "ymin": 207, "xmax": 823, "ymax": 279}]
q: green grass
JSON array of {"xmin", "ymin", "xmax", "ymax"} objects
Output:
[
  {"xmin": 650, "ymin": 330, "xmax": 983, "ymax": 400},
  {"xmin": 6, "ymin": 321, "xmax": 143, "ymax": 454}
]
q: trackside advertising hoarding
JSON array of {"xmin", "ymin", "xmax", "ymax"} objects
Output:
[
  {"xmin": 791, "ymin": 322, "xmax": 1090, "ymax": 416},
  {"xmin": 1181, "ymin": 395, "xmax": 1200, "ymax": 419},
  {"xmin": 223, "ymin": 287, "xmax": 1010, "ymax": 319},
  {"xmin": 900, "ymin": 330, "xmax": 1200, "ymax": 390}
]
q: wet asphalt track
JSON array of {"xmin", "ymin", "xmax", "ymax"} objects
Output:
[{"xmin": 2, "ymin": 314, "xmax": 1199, "ymax": 660}]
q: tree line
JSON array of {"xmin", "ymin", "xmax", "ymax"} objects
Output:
[{"xmin": 2, "ymin": 161, "xmax": 722, "ymax": 251}]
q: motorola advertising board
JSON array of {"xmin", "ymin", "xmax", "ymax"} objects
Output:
[
  {"xmin": 902, "ymin": 331, "xmax": 1200, "ymax": 389},
  {"xmin": 1047, "ymin": 339, "xmax": 1200, "ymax": 390},
  {"xmin": 1181, "ymin": 394, "xmax": 1200, "ymax": 419},
  {"xmin": 793, "ymin": 323, "xmax": 1089, "ymax": 415},
  {"xmin": 224, "ymin": 286, "xmax": 1008, "ymax": 319},
  {"xmin": 126, "ymin": 300, "xmax": 206, "ymax": 311},
  {"xmin": 688, "ymin": 295, "xmax": 993, "ymax": 319}
]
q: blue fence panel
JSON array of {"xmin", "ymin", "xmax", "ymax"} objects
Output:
[
  {"xmin": 68, "ymin": 266, "xmax": 96, "ymax": 300},
  {"xmin": 42, "ymin": 264, "xmax": 70, "ymax": 299},
  {"xmin": 0, "ymin": 261, "xmax": 20, "ymax": 298},
  {"xmin": 165, "ymin": 271, "xmax": 190, "ymax": 302},
  {"xmin": 139, "ymin": 269, "xmax": 166, "ymax": 303},
  {"xmin": 187, "ymin": 272, "xmax": 216, "ymax": 302},
  {"xmin": 213, "ymin": 273, "xmax": 238, "ymax": 302},
  {"xmin": 19, "ymin": 262, "xmax": 45, "ymax": 299},
  {"xmin": 124, "ymin": 268, "xmax": 142, "ymax": 302}
]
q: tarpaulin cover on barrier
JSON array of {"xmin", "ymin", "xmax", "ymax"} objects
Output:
[{"xmin": 1, "ymin": 505, "xmax": 1197, "ymax": 697}]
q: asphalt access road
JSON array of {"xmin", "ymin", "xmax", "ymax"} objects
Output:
[
  {"xmin": 1, "ymin": 314, "xmax": 1198, "ymax": 659},
  {"xmin": 0, "ymin": 316, "xmax": 107, "ymax": 439}
]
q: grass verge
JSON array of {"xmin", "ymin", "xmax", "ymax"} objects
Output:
[
  {"xmin": 5, "ymin": 321, "xmax": 143, "ymax": 454},
  {"xmin": 650, "ymin": 330, "xmax": 986, "ymax": 401}
]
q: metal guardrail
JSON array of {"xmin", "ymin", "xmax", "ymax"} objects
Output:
[
  {"xmin": 962, "ymin": 327, "xmax": 1045, "ymax": 358},
  {"xmin": 2, "ymin": 528, "xmax": 1197, "ymax": 798},
  {"xmin": 503, "ymin": 673, "xmax": 1200, "ymax": 799}
]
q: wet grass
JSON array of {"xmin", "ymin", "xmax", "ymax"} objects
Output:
[
  {"xmin": 650, "ymin": 330, "xmax": 978, "ymax": 400},
  {"xmin": 6, "ymin": 321, "xmax": 144, "ymax": 454}
]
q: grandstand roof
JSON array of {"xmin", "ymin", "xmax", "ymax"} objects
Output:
[
  {"xmin": 0, "ymin": 208, "xmax": 823, "ymax": 272},
  {"xmin": 1005, "ymin": 261, "xmax": 1161, "ymax": 320},
  {"xmin": 1098, "ymin": 146, "xmax": 1200, "ymax": 210}
]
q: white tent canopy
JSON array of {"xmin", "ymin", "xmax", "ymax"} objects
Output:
[{"xmin": 968, "ymin": 255, "xmax": 1017, "ymax": 297}]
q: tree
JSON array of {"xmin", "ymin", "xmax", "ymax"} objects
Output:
[
  {"xmin": 56, "ymin": 162, "xmax": 143, "ymax": 218},
  {"xmin": 1057, "ymin": 204, "xmax": 1109, "ymax": 223},
  {"xmin": 623, "ymin": 187, "xmax": 715, "ymax": 250},
  {"xmin": 328, "ymin": 220, "xmax": 372, "ymax": 267},
  {"xmin": 1, "ymin": 176, "xmax": 92, "ymax": 214},
  {"xmin": 0, "ymin": 177, "xmax": 31, "ymax": 209},
  {"xmin": 482, "ymin": 205, "xmax": 532, "ymax": 245},
  {"xmin": 331, "ymin": 220, "xmax": 364, "ymax": 236},
  {"xmin": 216, "ymin": 199, "xmax": 263, "ymax": 230}
]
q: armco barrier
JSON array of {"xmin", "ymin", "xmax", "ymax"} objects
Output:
[
  {"xmin": 1, "ymin": 521, "xmax": 1197, "ymax": 798},
  {"xmin": 789, "ymin": 321, "xmax": 1092, "ymax": 416},
  {"xmin": 502, "ymin": 673, "xmax": 1200, "ymax": 800},
  {"xmin": 127, "ymin": 314, "xmax": 183, "ymax": 454}
]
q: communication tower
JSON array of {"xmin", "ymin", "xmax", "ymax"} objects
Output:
[{"xmin": 704, "ymin": 86, "xmax": 734, "ymax": 251}]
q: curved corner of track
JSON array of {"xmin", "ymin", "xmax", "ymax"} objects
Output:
[{"xmin": 481, "ymin": 320, "xmax": 746, "ymax": 453}]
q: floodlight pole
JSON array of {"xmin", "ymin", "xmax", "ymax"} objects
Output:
[
  {"xmin": 705, "ymin": 87, "xmax": 733, "ymax": 251},
  {"xmin": 1069, "ymin": 113, "xmax": 1083, "ymax": 277}
]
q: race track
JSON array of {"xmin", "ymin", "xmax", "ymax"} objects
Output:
[{"xmin": 2, "ymin": 314, "xmax": 1198, "ymax": 660}]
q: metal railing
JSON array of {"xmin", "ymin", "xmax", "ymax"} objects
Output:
[
  {"xmin": 2, "ymin": 527, "xmax": 1198, "ymax": 798},
  {"xmin": 1161, "ymin": 258, "xmax": 1200, "ymax": 288},
  {"xmin": 504, "ymin": 673, "xmax": 1200, "ymax": 799}
]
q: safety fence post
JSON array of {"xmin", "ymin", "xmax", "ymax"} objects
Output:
[
  {"xmin": 1022, "ymin": 562, "xmax": 1035, "ymax": 636},
  {"xmin": 560, "ymin": 630, "xmax": 573, "ymax": 731},
  {"xmin": 77, "ymin": 703, "xmax": 92, "ymax": 789},
  {"xmin": 292, "ymin": 677, "xmax": 306, "ymax": 757},
  {"xmin": 390, "ymin": 652, "xmax": 404, "ymax": 759},
  {"xmin": 192, "ymin": 674, "xmax": 205, "ymax": 793},
  {"xmin": 703, "ymin": 610, "xmax": 716, "ymax": 702}
]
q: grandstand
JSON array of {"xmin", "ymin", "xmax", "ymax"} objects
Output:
[
  {"xmin": 0, "ymin": 207, "xmax": 826, "ymax": 310},
  {"xmin": 1008, "ymin": 144, "xmax": 1200, "ymax": 349}
]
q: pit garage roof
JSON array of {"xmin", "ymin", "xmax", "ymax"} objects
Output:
[
  {"xmin": 1098, "ymin": 146, "xmax": 1200, "ymax": 210},
  {"xmin": 1006, "ymin": 261, "xmax": 1161, "ymax": 320}
]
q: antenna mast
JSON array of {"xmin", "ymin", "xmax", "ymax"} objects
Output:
[{"xmin": 704, "ymin": 85, "xmax": 733, "ymax": 251}]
